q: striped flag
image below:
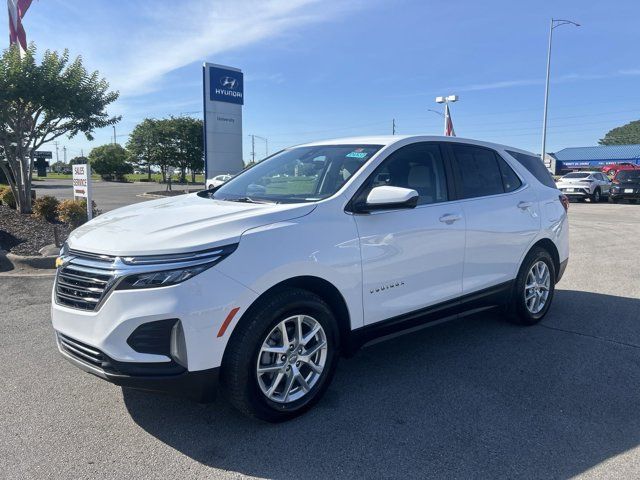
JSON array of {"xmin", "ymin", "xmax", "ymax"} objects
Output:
[
  {"xmin": 444, "ymin": 103, "xmax": 456, "ymax": 137},
  {"xmin": 7, "ymin": 0, "xmax": 33, "ymax": 51}
]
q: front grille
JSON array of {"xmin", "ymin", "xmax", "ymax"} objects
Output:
[
  {"xmin": 55, "ymin": 252, "xmax": 116, "ymax": 311},
  {"xmin": 57, "ymin": 333, "xmax": 105, "ymax": 368}
]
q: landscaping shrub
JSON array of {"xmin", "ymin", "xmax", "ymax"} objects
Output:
[
  {"xmin": 0, "ymin": 186, "xmax": 16, "ymax": 209},
  {"xmin": 32, "ymin": 195, "xmax": 60, "ymax": 221},
  {"xmin": 56, "ymin": 199, "xmax": 100, "ymax": 228}
]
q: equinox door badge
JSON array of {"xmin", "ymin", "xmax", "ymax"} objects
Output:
[{"xmin": 370, "ymin": 281, "xmax": 405, "ymax": 294}]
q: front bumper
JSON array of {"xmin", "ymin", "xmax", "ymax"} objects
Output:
[{"xmin": 56, "ymin": 332, "xmax": 220, "ymax": 401}]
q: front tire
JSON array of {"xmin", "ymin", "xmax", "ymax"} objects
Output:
[
  {"xmin": 507, "ymin": 247, "xmax": 556, "ymax": 325},
  {"xmin": 221, "ymin": 288, "xmax": 339, "ymax": 422}
]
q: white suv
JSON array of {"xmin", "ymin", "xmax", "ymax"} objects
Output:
[
  {"xmin": 556, "ymin": 171, "xmax": 611, "ymax": 202},
  {"xmin": 52, "ymin": 136, "xmax": 569, "ymax": 422}
]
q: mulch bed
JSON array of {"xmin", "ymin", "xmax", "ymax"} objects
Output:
[{"xmin": 0, "ymin": 205, "xmax": 71, "ymax": 256}]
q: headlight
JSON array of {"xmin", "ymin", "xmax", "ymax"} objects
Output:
[
  {"xmin": 116, "ymin": 263, "xmax": 213, "ymax": 290},
  {"xmin": 116, "ymin": 244, "xmax": 238, "ymax": 290}
]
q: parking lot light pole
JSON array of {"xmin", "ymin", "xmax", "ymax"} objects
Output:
[{"xmin": 541, "ymin": 18, "xmax": 580, "ymax": 162}]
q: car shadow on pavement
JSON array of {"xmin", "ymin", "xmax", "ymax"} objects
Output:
[{"xmin": 123, "ymin": 289, "xmax": 640, "ymax": 479}]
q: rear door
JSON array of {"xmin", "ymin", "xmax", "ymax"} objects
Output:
[
  {"xmin": 447, "ymin": 143, "xmax": 540, "ymax": 294},
  {"xmin": 352, "ymin": 142, "xmax": 465, "ymax": 325}
]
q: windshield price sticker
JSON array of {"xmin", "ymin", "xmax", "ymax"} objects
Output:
[{"xmin": 346, "ymin": 151, "xmax": 368, "ymax": 159}]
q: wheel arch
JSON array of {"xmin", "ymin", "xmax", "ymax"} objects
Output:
[
  {"xmin": 528, "ymin": 238, "xmax": 560, "ymax": 280},
  {"xmin": 223, "ymin": 275, "xmax": 352, "ymax": 358}
]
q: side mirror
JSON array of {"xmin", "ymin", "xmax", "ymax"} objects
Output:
[{"xmin": 354, "ymin": 186, "xmax": 419, "ymax": 213}]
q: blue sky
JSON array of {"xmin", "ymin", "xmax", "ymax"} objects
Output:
[{"xmin": 3, "ymin": 0, "xmax": 639, "ymax": 162}]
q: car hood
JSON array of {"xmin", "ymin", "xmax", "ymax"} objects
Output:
[{"xmin": 67, "ymin": 193, "xmax": 316, "ymax": 256}]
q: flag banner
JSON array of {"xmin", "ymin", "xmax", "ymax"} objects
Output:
[
  {"xmin": 7, "ymin": 0, "xmax": 33, "ymax": 51},
  {"xmin": 444, "ymin": 103, "xmax": 456, "ymax": 137}
]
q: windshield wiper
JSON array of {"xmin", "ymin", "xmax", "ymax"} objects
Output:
[{"xmin": 225, "ymin": 196, "xmax": 274, "ymax": 204}]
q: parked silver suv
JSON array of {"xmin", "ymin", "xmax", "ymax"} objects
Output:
[{"xmin": 556, "ymin": 171, "xmax": 611, "ymax": 202}]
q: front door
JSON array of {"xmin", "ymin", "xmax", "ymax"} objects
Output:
[{"xmin": 352, "ymin": 142, "xmax": 466, "ymax": 325}]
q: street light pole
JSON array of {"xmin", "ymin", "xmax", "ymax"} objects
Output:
[
  {"xmin": 541, "ymin": 18, "xmax": 580, "ymax": 163},
  {"xmin": 249, "ymin": 135, "xmax": 269, "ymax": 160}
]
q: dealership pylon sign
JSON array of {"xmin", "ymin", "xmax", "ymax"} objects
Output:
[
  {"xmin": 72, "ymin": 163, "xmax": 93, "ymax": 220},
  {"xmin": 202, "ymin": 63, "xmax": 244, "ymax": 179}
]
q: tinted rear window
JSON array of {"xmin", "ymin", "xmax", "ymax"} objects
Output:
[
  {"xmin": 563, "ymin": 172, "xmax": 590, "ymax": 179},
  {"xmin": 451, "ymin": 144, "xmax": 504, "ymax": 198},
  {"xmin": 506, "ymin": 150, "xmax": 557, "ymax": 188},
  {"xmin": 618, "ymin": 171, "xmax": 640, "ymax": 181}
]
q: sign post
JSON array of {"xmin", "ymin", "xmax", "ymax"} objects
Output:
[
  {"xmin": 72, "ymin": 164, "xmax": 93, "ymax": 221},
  {"xmin": 202, "ymin": 63, "xmax": 244, "ymax": 181}
]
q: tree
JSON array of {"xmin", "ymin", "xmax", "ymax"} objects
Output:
[
  {"xmin": 599, "ymin": 120, "xmax": 640, "ymax": 145},
  {"xmin": 69, "ymin": 155, "xmax": 88, "ymax": 165},
  {"xmin": 127, "ymin": 116, "xmax": 204, "ymax": 183},
  {"xmin": 0, "ymin": 45, "xmax": 119, "ymax": 213},
  {"xmin": 127, "ymin": 118, "xmax": 160, "ymax": 181},
  {"xmin": 49, "ymin": 160, "xmax": 68, "ymax": 173},
  {"xmin": 88, "ymin": 144, "xmax": 132, "ymax": 180},
  {"xmin": 169, "ymin": 116, "xmax": 203, "ymax": 183}
]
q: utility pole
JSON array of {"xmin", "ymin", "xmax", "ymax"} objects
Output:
[
  {"xmin": 53, "ymin": 141, "xmax": 60, "ymax": 162},
  {"xmin": 113, "ymin": 125, "xmax": 117, "ymax": 145},
  {"xmin": 80, "ymin": 149, "xmax": 84, "ymax": 157},
  {"xmin": 392, "ymin": 119, "xmax": 396, "ymax": 135},
  {"xmin": 250, "ymin": 135, "xmax": 255, "ymax": 163},
  {"xmin": 63, "ymin": 146, "xmax": 67, "ymax": 163},
  {"xmin": 541, "ymin": 18, "xmax": 580, "ymax": 163}
]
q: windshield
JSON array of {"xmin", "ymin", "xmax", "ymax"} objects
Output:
[
  {"xmin": 213, "ymin": 144, "xmax": 382, "ymax": 203},
  {"xmin": 563, "ymin": 172, "xmax": 590, "ymax": 179},
  {"xmin": 617, "ymin": 170, "xmax": 640, "ymax": 182}
]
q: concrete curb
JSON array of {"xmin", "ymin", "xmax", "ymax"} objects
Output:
[{"xmin": 0, "ymin": 250, "xmax": 57, "ymax": 274}]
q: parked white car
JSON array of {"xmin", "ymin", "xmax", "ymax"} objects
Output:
[
  {"xmin": 205, "ymin": 174, "xmax": 233, "ymax": 190},
  {"xmin": 556, "ymin": 171, "xmax": 611, "ymax": 202},
  {"xmin": 52, "ymin": 136, "xmax": 569, "ymax": 421}
]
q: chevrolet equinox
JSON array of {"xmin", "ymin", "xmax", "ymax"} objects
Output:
[{"xmin": 52, "ymin": 135, "xmax": 569, "ymax": 422}]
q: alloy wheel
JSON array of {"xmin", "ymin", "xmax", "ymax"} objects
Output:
[
  {"xmin": 524, "ymin": 260, "xmax": 551, "ymax": 314},
  {"xmin": 256, "ymin": 315, "xmax": 328, "ymax": 404}
]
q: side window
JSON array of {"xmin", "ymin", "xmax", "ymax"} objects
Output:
[
  {"xmin": 451, "ymin": 144, "xmax": 505, "ymax": 199},
  {"xmin": 497, "ymin": 155, "xmax": 522, "ymax": 192},
  {"xmin": 506, "ymin": 150, "xmax": 557, "ymax": 189},
  {"xmin": 366, "ymin": 143, "xmax": 448, "ymax": 206}
]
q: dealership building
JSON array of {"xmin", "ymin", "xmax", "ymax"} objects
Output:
[{"xmin": 550, "ymin": 144, "xmax": 640, "ymax": 174}]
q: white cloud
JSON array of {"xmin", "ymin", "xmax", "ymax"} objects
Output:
[{"xmin": 30, "ymin": 0, "xmax": 360, "ymax": 96}]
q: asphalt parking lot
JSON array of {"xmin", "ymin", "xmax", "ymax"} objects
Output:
[
  {"xmin": 1, "ymin": 202, "xmax": 639, "ymax": 479},
  {"xmin": 32, "ymin": 178, "xmax": 202, "ymax": 212}
]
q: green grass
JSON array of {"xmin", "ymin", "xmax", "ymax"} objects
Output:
[
  {"xmin": 38, "ymin": 172, "xmax": 100, "ymax": 180},
  {"xmin": 125, "ymin": 173, "xmax": 205, "ymax": 183},
  {"xmin": 265, "ymin": 176, "xmax": 317, "ymax": 195},
  {"xmin": 33, "ymin": 172, "xmax": 205, "ymax": 183}
]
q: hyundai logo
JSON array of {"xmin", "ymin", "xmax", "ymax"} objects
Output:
[{"xmin": 220, "ymin": 76, "xmax": 237, "ymax": 90}]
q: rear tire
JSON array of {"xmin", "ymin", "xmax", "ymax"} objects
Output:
[
  {"xmin": 221, "ymin": 288, "xmax": 340, "ymax": 422},
  {"xmin": 590, "ymin": 188, "xmax": 601, "ymax": 203},
  {"xmin": 507, "ymin": 247, "xmax": 556, "ymax": 326}
]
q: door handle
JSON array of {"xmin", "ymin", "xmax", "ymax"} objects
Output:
[
  {"xmin": 439, "ymin": 213, "xmax": 462, "ymax": 224},
  {"xmin": 517, "ymin": 201, "xmax": 533, "ymax": 210}
]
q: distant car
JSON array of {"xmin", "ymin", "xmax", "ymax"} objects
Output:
[
  {"xmin": 206, "ymin": 174, "xmax": 233, "ymax": 190},
  {"xmin": 556, "ymin": 171, "xmax": 611, "ymax": 202},
  {"xmin": 602, "ymin": 163, "xmax": 640, "ymax": 178},
  {"xmin": 609, "ymin": 170, "xmax": 640, "ymax": 204}
]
